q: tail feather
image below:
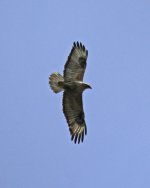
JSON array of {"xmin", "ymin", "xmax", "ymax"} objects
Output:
[{"xmin": 49, "ymin": 72, "xmax": 64, "ymax": 93}]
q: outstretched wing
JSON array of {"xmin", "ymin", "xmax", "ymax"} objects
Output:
[
  {"xmin": 64, "ymin": 42, "xmax": 88, "ymax": 82},
  {"xmin": 63, "ymin": 90, "xmax": 87, "ymax": 144}
]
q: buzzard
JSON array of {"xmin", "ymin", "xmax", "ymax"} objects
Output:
[{"xmin": 49, "ymin": 42, "xmax": 91, "ymax": 144}]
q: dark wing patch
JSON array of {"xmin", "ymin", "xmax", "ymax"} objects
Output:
[
  {"xmin": 63, "ymin": 90, "xmax": 87, "ymax": 144},
  {"xmin": 64, "ymin": 42, "xmax": 88, "ymax": 82}
]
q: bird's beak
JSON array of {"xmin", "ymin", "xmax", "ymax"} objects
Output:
[{"xmin": 88, "ymin": 85, "xmax": 92, "ymax": 89}]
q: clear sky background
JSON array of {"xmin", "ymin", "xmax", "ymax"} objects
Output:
[{"xmin": 0, "ymin": 0, "xmax": 150, "ymax": 188}]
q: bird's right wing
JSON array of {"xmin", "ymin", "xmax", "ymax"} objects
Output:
[{"xmin": 63, "ymin": 42, "xmax": 88, "ymax": 82}]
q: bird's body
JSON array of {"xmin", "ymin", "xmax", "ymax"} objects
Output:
[{"xmin": 49, "ymin": 42, "xmax": 91, "ymax": 144}]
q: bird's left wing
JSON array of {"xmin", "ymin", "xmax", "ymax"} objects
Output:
[{"xmin": 63, "ymin": 90, "xmax": 87, "ymax": 144}]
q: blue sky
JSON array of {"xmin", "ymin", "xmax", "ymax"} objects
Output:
[{"xmin": 0, "ymin": 0, "xmax": 150, "ymax": 187}]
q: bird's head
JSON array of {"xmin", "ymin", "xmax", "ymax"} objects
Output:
[{"xmin": 83, "ymin": 83, "xmax": 92, "ymax": 90}]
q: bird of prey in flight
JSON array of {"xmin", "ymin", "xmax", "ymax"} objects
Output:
[{"xmin": 49, "ymin": 42, "xmax": 91, "ymax": 144}]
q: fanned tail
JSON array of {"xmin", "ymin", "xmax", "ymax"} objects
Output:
[{"xmin": 49, "ymin": 72, "xmax": 64, "ymax": 93}]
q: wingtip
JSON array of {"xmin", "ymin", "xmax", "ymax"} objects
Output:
[
  {"xmin": 70, "ymin": 124, "xmax": 87, "ymax": 144},
  {"xmin": 77, "ymin": 41, "xmax": 79, "ymax": 47},
  {"xmin": 73, "ymin": 41, "xmax": 87, "ymax": 53},
  {"xmin": 73, "ymin": 42, "xmax": 76, "ymax": 47}
]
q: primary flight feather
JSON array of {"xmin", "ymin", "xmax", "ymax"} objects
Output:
[{"xmin": 49, "ymin": 42, "xmax": 91, "ymax": 144}]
